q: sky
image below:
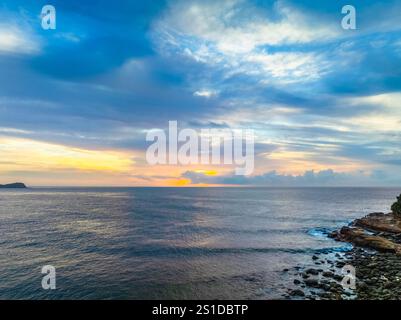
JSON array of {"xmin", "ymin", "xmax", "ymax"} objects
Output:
[{"xmin": 1, "ymin": 0, "xmax": 401, "ymax": 186}]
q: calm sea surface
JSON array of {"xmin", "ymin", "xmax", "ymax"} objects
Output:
[{"xmin": 0, "ymin": 187, "xmax": 399, "ymax": 299}]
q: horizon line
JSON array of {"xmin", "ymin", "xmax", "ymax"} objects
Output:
[{"xmin": 13, "ymin": 185, "xmax": 401, "ymax": 189}]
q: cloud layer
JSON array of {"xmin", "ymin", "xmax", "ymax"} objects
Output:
[{"xmin": 0, "ymin": 0, "xmax": 401, "ymax": 186}]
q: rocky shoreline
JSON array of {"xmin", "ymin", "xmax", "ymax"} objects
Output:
[{"xmin": 284, "ymin": 194, "xmax": 401, "ymax": 300}]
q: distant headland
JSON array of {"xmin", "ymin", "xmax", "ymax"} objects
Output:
[{"xmin": 0, "ymin": 183, "xmax": 27, "ymax": 189}]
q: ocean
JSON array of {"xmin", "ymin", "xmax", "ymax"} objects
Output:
[{"xmin": 0, "ymin": 187, "xmax": 399, "ymax": 299}]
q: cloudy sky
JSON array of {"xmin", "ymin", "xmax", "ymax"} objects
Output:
[{"xmin": 1, "ymin": 0, "xmax": 401, "ymax": 186}]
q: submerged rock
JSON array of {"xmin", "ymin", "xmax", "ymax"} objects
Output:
[
  {"xmin": 304, "ymin": 279, "xmax": 319, "ymax": 287},
  {"xmin": 322, "ymin": 271, "xmax": 334, "ymax": 278},
  {"xmin": 305, "ymin": 268, "xmax": 319, "ymax": 275},
  {"xmin": 289, "ymin": 289, "xmax": 305, "ymax": 297}
]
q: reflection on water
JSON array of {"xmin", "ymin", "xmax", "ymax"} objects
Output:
[{"xmin": 0, "ymin": 187, "xmax": 399, "ymax": 299}]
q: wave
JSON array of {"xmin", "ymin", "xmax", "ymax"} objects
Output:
[{"xmin": 90, "ymin": 244, "xmax": 352, "ymax": 258}]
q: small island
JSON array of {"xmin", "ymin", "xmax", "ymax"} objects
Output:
[{"xmin": 0, "ymin": 182, "xmax": 27, "ymax": 189}]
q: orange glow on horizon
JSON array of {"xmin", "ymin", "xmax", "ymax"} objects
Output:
[{"xmin": 0, "ymin": 136, "xmax": 374, "ymax": 187}]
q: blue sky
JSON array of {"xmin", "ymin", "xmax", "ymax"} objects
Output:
[{"xmin": 1, "ymin": 0, "xmax": 401, "ymax": 186}]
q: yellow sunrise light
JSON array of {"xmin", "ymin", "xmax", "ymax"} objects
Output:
[
  {"xmin": 194, "ymin": 169, "xmax": 218, "ymax": 176},
  {"xmin": 0, "ymin": 137, "xmax": 134, "ymax": 173}
]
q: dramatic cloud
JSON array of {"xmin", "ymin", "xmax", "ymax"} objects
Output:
[
  {"xmin": 152, "ymin": 0, "xmax": 341, "ymax": 84},
  {"xmin": 0, "ymin": 0, "xmax": 401, "ymax": 186},
  {"xmin": 154, "ymin": 0, "xmax": 339, "ymax": 51}
]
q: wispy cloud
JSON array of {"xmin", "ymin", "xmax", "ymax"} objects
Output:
[
  {"xmin": 155, "ymin": 0, "xmax": 339, "ymax": 52},
  {"xmin": 193, "ymin": 89, "xmax": 218, "ymax": 98},
  {"xmin": 0, "ymin": 24, "xmax": 40, "ymax": 55}
]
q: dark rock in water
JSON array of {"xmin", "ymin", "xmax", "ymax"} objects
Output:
[
  {"xmin": 319, "ymin": 292, "xmax": 332, "ymax": 299},
  {"xmin": 384, "ymin": 282, "xmax": 394, "ymax": 289},
  {"xmin": 293, "ymin": 279, "xmax": 301, "ymax": 285},
  {"xmin": 243, "ymin": 276, "xmax": 258, "ymax": 282},
  {"xmin": 304, "ymin": 279, "xmax": 319, "ymax": 287},
  {"xmin": 322, "ymin": 271, "xmax": 334, "ymax": 278},
  {"xmin": 0, "ymin": 182, "xmax": 27, "ymax": 189},
  {"xmin": 289, "ymin": 289, "xmax": 305, "ymax": 297},
  {"xmin": 333, "ymin": 274, "xmax": 343, "ymax": 282},
  {"xmin": 305, "ymin": 268, "xmax": 319, "ymax": 275}
]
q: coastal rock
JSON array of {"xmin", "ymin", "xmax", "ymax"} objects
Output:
[
  {"xmin": 322, "ymin": 271, "xmax": 334, "ymax": 278},
  {"xmin": 354, "ymin": 212, "xmax": 401, "ymax": 234},
  {"xmin": 332, "ymin": 226, "xmax": 401, "ymax": 254},
  {"xmin": 289, "ymin": 289, "xmax": 305, "ymax": 297},
  {"xmin": 305, "ymin": 268, "xmax": 319, "ymax": 275}
]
